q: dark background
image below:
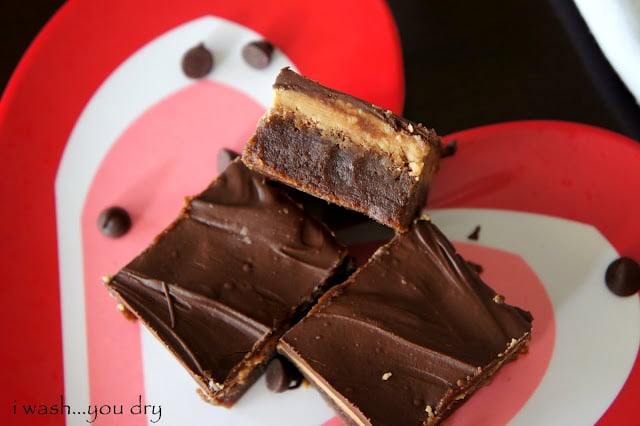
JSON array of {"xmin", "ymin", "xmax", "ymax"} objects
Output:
[{"xmin": 2, "ymin": 0, "xmax": 640, "ymax": 141}]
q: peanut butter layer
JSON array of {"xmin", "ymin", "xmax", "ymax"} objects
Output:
[
  {"xmin": 243, "ymin": 68, "xmax": 441, "ymax": 232},
  {"xmin": 272, "ymin": 88, "xmax": 432, "ymax": 177},
  {"xmin": 279, "ymin": 218, "xmax": 533, "ymax": 426},
  {"xmin": 104, "ymin": 159, "xmax": 349, "ymax": 407}
]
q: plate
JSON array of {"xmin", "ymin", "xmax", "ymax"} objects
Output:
[
  {"xmin": 1, "ymin": 0, "xmax": 638, "ymax": 425},
  {"xmin": 573, "ymin": 0, "xmax": 640, "ymax": 104}
]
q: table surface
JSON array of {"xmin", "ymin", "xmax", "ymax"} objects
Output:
[{"xmin": 2, "ymin": 0, "xmax": 640, "ymax": 141}]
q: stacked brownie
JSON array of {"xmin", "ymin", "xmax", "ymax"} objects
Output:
[
  {"xmin": 243, "ymin": 68, "xmax": 441, "ymax": 232},
  {"xmin": 105, "ymin": 68, "xmax": 532, "ymax": 425}
]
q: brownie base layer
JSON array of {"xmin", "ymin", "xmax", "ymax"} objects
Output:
[{"xmin": 245, "ymin": 115, "xmax": 434, "ymax": 231}]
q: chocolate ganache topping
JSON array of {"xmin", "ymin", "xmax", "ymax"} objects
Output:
[
  {"xmin": 280, "ymin": 218, "xmax": 532, "ymax": 426},
  {"xmin": 105, "ymin": 158, "xmax": 348, "ymax": 405}
]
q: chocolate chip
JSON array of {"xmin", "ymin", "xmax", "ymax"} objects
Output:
[
  {"xmin": 265, "ymin": 356, "xmax": 303, "ymax": 393},
  {"xmin": 181, "ymin": 43, "xmax": 214, "ymax": 78},
  {"xmin": 605, "ymin": 257, "xmax": 640, "ymax": 297},
  {"xmin": 466, "ymin": 260, "xmax": 484, "ymax": 275},
  {"xmin": 97, "ymin": 206, "xmax": 132, "ymax": 238},
  {"xmin": 467, "ymin": 225, "xmax": 481, "ymax": 241},
  {"xmin": 242, "ymin": 40, "xmax": 274, "ymax": 69},
  {"xmin": 217, "ymin": 148, "xmax": 240, "ymax": 173},
  {"xmin": 441, "ymin": 139, "xmax": 458, "ymax": 158}
]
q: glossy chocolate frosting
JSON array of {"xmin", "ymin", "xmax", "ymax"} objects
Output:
[
  {"xmin": 280, "ymin": 218, "xmax": 532, "ymax": 425},
  {"xmin": 105, "ymin": 159, "xmax": 348, "ymax": 405}
]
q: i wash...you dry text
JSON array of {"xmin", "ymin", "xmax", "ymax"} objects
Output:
[{"xmin": 12, "ymin": 394, "xmax": 162, "ymax": 423}]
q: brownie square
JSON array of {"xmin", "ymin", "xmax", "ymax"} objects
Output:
[
  {"xmin": 242, "ymin": 68, "xmax": 442, "ymax": 232},
  {"xmin": 279, "ymin": 218, "xmax": 533, "ymax": 425},
  {"xmin": 104, "ymin": 159, "xmax": 349, "ymax": 406}
]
